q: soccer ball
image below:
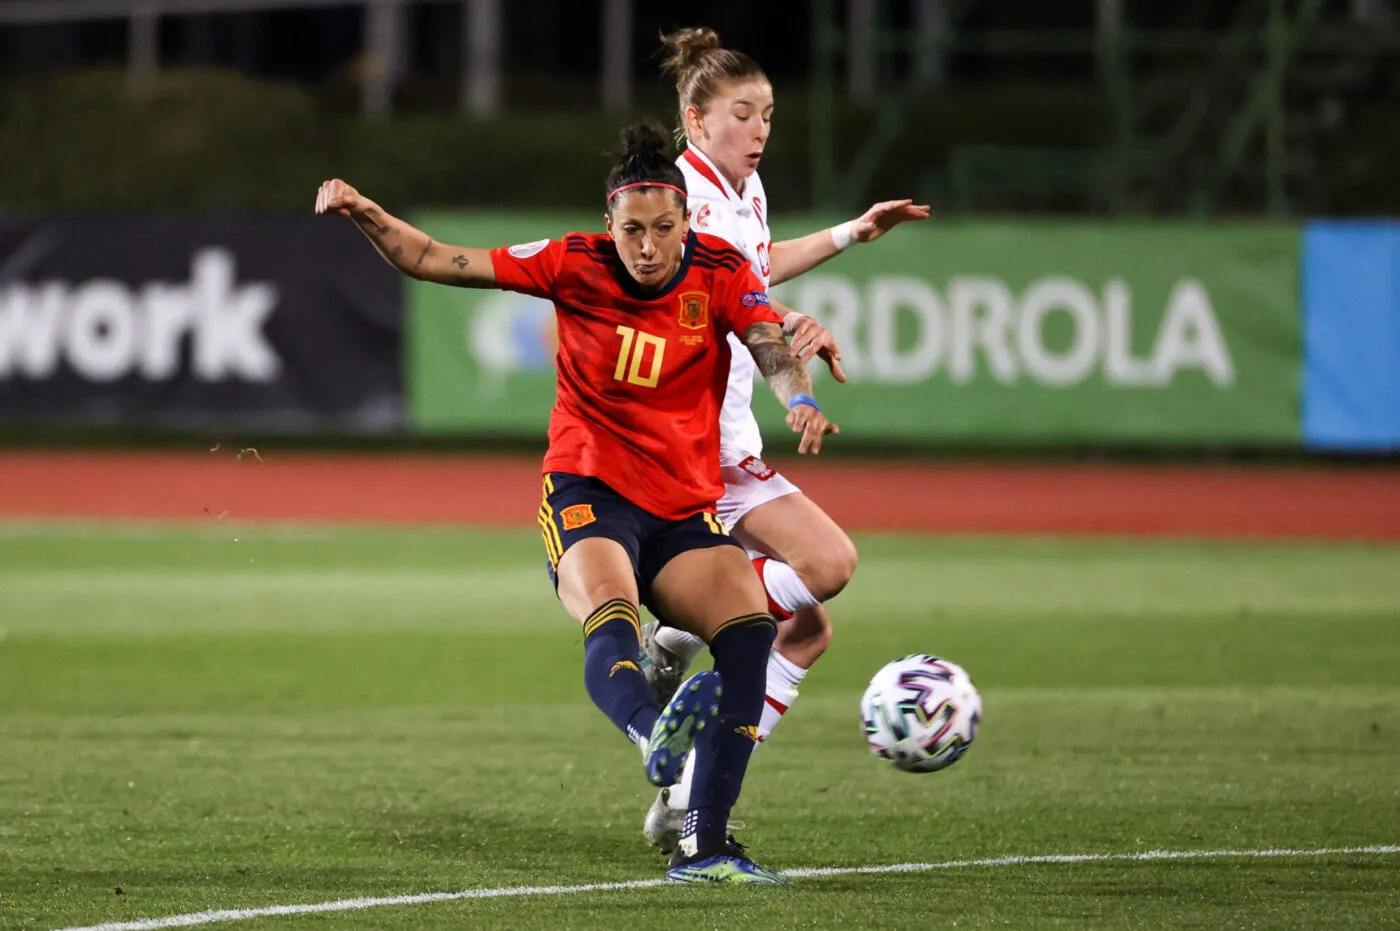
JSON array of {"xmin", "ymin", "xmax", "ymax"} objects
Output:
[{"xmin": 860, "ymin": 655, "xmax": 981, "ymax": 773}]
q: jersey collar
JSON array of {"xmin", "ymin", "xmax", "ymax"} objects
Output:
[
  {"xmin": 682, "ymin": 144, "xmax": 743, "ymax": 202},
  {"xmin": 610, "ymin": 233, "xmax": 697, "ymax": 302}
]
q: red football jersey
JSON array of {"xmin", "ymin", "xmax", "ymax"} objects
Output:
[{"xmin": 490, "ymin": 231, "xmax": 781, "ymax": 520}]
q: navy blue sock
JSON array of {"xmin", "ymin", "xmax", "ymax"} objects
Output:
[
  {"xmin": 682, "ymin": 613, "xmax": 776, "ymax": 855},
  {"xmin": 582, "ymin": 599, "xmax": 660, "ymax": 747}
]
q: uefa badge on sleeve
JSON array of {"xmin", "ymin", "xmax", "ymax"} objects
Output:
[{"xmin": 508, "ymin": 239, "xmax": 549, "ymax": 258}]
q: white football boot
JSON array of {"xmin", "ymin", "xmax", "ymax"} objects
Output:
[
  {"xmin": 643, "ymin": 761, "xmax": 745, "ymax": 853},
  {"xmin": 643, "ymin": 786, "xmax": 687, "ymax": 854},
  {"xmin": 638, "ymin": 620, "xmax": 690, "ymax": 706}
]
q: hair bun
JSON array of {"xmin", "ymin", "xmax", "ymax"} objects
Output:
[
  {"xmin": 659, "ymin": 26, "xmax": 722, "ymax": 79},
  {"xmin": 618, "ymin": 122, "xmax": 669, "ymax": 160}
]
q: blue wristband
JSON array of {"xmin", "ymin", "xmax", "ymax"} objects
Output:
[{"xmin": 788, "ymin": 393, "xmax": 821, "ymax": 413}]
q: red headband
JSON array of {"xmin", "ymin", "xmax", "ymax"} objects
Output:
[{"xmin": 606, "ymin": 181, "xmax": 687, "ymax": 203}]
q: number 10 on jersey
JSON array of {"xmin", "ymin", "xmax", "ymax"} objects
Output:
[{"xmin": 614, "ymin": 325, "xmax": 666, "ymax": 388}]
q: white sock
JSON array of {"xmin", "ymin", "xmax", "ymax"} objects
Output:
[
  {"xmin": 758, "ymin": 650, "xmax": 807, "ymax": 743},
  {"xmin": 666, "ymin": 651, "xmax": 809, "ymax": 810},
  {"xmin": 654, "ymin": 626, "xmax": 706, "ymax": 664},
  {"xmin": 759, "ymin": 557, "xmax": 822, "ymax": 616},
  {"xmin": 666, "ymin": 748, "xmax": 698, "ymax": 810},
  {"xmin": 658, "ymin": 562, "xmax": 817, "ymax": 809}
]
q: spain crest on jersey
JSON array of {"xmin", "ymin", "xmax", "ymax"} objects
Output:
[{"xmin": 678, "ymin": 291, "xmax": 709, "ymax": 330}]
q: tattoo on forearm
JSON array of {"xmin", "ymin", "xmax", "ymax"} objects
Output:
[
  {"xmin": 415, "ymin": 238, "xmax": 433, "ymax": 269},
  {"xmin": 360, "ymin": 209, "xmax": 390, "ymax": 237},
  {"xmin": 743, "ymin": 322, "xmax": 812, "ymax": 405},
  {"xmin": 744, "ymin": 324, "xmax": 788, "ymax": 377},
  {"xmin": 390, "ymin": 244, "xmax": 404, "ymax": 261},
  {"xmin": 452, "ymin": 254, "xmax": 470, "ymax": 270}
]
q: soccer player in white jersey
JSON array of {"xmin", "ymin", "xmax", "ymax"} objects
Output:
[{"xmin": 641, "ymin": 26, "xmax": 931, "ymax": 851}]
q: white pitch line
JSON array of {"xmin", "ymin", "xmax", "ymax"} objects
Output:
[
  {"xmin": 782, "ymin": 843, "xmax": 1400, "ymax": 878},
  {"xmin": 52, "ymin": 844, "xmax": 1400, "ymax": 931}
]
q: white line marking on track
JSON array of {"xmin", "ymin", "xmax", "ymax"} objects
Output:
[{"xmin": 53, "ymin": 844, "xmax": 1400, "ymax": 931}]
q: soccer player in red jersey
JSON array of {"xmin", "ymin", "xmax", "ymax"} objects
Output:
[{"xmin": 314, "ymin": 123, "xmax": 843, "ymax": 884}]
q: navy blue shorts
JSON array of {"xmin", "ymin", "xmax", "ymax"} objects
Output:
[{"xmin": 537, "ymin": 472, "xmax": 740, "ymax": 610}]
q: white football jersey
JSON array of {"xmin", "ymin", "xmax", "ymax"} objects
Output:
[{"xmin": 676, "ymin": 143, "xmax": 773, "ymax": 457}]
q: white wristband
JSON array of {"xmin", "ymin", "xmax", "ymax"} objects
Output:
[
  {"xmin": 829, "ymin": 220, "xmax": 856, "ymax": 252},
  {"xmin": 782, "ymin": 311, "xmax": 807, "ymax": 334}
]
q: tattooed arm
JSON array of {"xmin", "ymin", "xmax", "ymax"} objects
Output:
[
  {"xmin": 314, "ymin": 178, "xmax": 495, "ymax": 288},
  {"xmin": 743, "ymin": 320, "xmax": 812, "ymax": 407},
  {"xmin": 742, "ymin": 314, "xmax": 841, "ymax": 455}
]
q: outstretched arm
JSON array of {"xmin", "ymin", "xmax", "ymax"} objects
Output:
[
  {"xmin": 315, "ymin": 179, "xmax": 496, "ymax": 288},
  {"xmin": 767, "ymin": 198, "xmax": 931, "ymax": 286},
  {"xmin": 742, "ymin": 319, "xmax": 840, "ymax": 455}
]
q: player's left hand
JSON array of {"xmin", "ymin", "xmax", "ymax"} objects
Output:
[
  {"xmin": 851, "ymin": 199, "xmax": 931, "ymax": 244},
  {"xmin": 787, "ymin": 316, "xmax": 847, "ymax": 383},
  {"xmin": 787, "ymin": 404, "xmax": 838, "ymax": 455}
]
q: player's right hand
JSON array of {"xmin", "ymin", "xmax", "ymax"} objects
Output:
[
  {"xmin": 787, "ymin": 315, "xmax": 847, "ymax": 384},
  {"xmin": 788, "ymin": 404, "xmax": 838, "ymax": 455},
  {"xmin": 315, "ymin": 179, "xmax": 366, "ymax": 218}
]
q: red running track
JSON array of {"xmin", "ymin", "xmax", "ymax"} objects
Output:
[{"xmin": 1, "ymin": 451, "xmax": 1397, "ymax": 541}]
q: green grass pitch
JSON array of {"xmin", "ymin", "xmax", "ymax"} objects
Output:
[{"xmin": 2, "ymin": 523, "xmax": 1398, "ymax": 929}]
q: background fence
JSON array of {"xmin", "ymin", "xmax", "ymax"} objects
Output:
[{"xmin": 2, "ymin": 0, "xmax": 1398, "ymax": 453}]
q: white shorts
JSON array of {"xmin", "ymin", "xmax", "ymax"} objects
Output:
[{"xmin": 716, "ymin": 449, "xmax": 801, "ymax": 532}]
